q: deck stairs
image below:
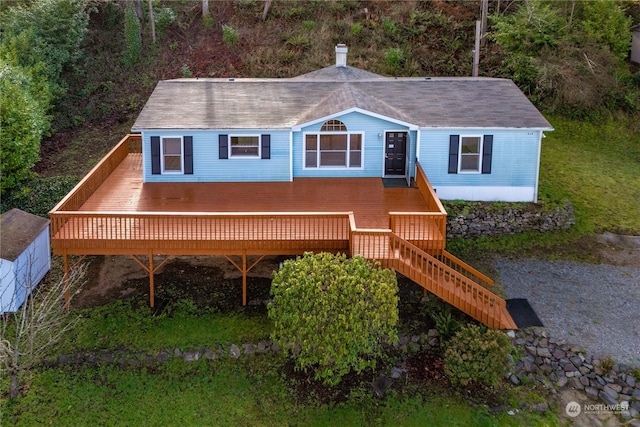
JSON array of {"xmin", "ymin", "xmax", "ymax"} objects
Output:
[{"xmin": 351, "ymin": 231, "xmax": 517, "ymax": 329}]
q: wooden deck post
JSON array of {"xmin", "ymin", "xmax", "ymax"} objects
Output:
[
  {"xmin": 149, "ymin": 251, "xmax": 155, "ymax": 308},
  {"xmin": 242, "ymin": 250, "xmax": 247, "ymax": 306}
]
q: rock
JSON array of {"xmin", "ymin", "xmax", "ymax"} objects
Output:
[
  {"xmin": 373, "ymin": 375, "xmax": 392, "ymax": 397},
  {"xmin": 257, "ymin": 341, "xmax": 269, "ymax": 354},
  {"xmin": 203, "ymin": 348, "xmax": 218, "ymax": 360},
  {"xmin": 579, "ymin": 366, "xmax": 591, "ymax": 375},
  {"xmin": 398, "ymin": 335, "xmax": 410, "ymax": 345},
  {"xmin": 156, "ymin": 351, "xmax": 170, "ymax": 362},
  {"xmin": 599, "ymin": 390, "xmax": 618, "ymax": 407},
  {"xmin": 229, "ymin": 344, "xmax": 241, "ymax": 359},
  {"xmin": 602, "ymin": 385, "xmax": 619, "ymax": 400},
  {"xmin": 390, "ymin": 367, "xmax": 405, "ymax": 379},
  {"xmin": 427, "ymin": 329, "xmax": 438, "ymax": 337},
  {"xmin": 510, "ymin": 375, "xmax": 520, "ymax": 385},
  {"xmin": 569, "ymin": 377, "xmax": 584, "ymax": 390},
  {"xmin": 173, "ymin": 348, "xmax": 182, "ymax": 358},
  {"xmin": 183, "ymin": 351, "xmax": 200, "ymax": 362},
  {"xmin": 553, "ymin": 349, "xmax": 566, "ymax": 360},
  {"xmin": 564, "ymin": 363, "xmax": 578, "ymax": 372},
  {"xmin": 525, "ymin": 345, "xmax": 537, "ymax": 356},
  {"xmin": 537, "ymin": 347, "xmax": 552, "ymax": 358},
  {"xmin": 629, "ymin": 419, "xmax": 640, "ymax": 427},
  {"xmin": 531, "ymin": 403, "xmax": 548, "ymax": 412},
  {"xmin": 570, "ymin": 355, "xmax": 583, "ymax": 368},
  {"xmin": 607, "ymin": 383, "xmax": 623, "ymax": 393},
  {"xmin": 556, "ymin": 376, "xmax": 568, "ymax": 388},
  {"xmin": 243, "ymin": 344, "xmax": 256, "ymax": 355},
  {"xmin": 506, "ymin": 330, "xmax": 516, "ymax": 338},
  {"xmin": 585, "ymin": 386, "xmax": 599, "ymax": 398},
  {"xmin": 627, "ymin": 376, "xmax": 636, "ymax": 387},
  {"xmin": 580, "ymin": 376, "xmax": 590, "ymax": 387},
  {"xmin": 271, "ymin": 342, "xmax": 281, "ymax": 353},
  {"xmin": 410, "ymin": 335, "xmax": 420, "ymax": 343}
]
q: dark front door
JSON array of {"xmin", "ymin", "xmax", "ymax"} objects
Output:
[{"xmin": 385, "ymin": 132, "xmax": 407, "ymax": 176}]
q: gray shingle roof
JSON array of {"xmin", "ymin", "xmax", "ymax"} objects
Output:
[
  {"xmin": 132, "ymin": 66, "xmax": 552, "ymax": 131},
  {"xmin": 1, "ymin": 209, "xmax": 49, "ymax": 262}
]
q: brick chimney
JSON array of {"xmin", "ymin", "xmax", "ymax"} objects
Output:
[{"xmin": 335, "ymin": 44, "xmax": 348, "ymax": 68}]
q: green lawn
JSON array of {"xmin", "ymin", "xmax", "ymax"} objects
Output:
[
  {"xmin": 1, "ymin": 300, "xmax": 559, "ymax": 426},
  {"xmin": 2, "ymin": 354, "xmax": 557, "ymax": 427},
  {"xmin": 540, "ymin": 116, "xmax": 640, "ymax": 234}
]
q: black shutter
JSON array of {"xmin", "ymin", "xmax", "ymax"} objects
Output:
[
  {"xmin": 261, "ymin": 134, "xmax": 271, "ymax": 159},
  {"xmin": 482, "ymin": 135, "xmax": 493, "ymax": 174},
  {"xmin": 219, "ymin": 134, "xmax": 228, "ymax": 159},
  {"xmin": 184, "ymin": 136, "xmax": 193, "ymax": 174},
  {"xmin": 448, "ymin": 135, "xmax": 459, "ymax": 174},
  {"xmin": 151, "ymin": 136, "xmax": 160, "ymax": 174}
]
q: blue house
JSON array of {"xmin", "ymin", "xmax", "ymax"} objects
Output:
[
  {"xmin": 50, "ymin": 45, "xmax": 552, "ymax": 328},
  {"xmin": 132, "ymin": 44, "xmax": 552, "ymax": 202}
]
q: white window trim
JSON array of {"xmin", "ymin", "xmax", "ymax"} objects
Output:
[
  {"xmin": 302, "ymin": 131, "xmax": 365, "ymax": 170},
  {"xmin": 229, "ymin": 134, "xmax": 261, "ymax": 159},
  {"xmin": 161, "ymin": 136, "xmax": 184, "ymax": 174},
  {"xmin": 458, "ymin": 135, "xmax": 483, "ymax": 174}
]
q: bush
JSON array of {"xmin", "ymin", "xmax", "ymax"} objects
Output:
[
  {"xmin": 444, "ymin": 324, "xmax": 513, "ymax": 387},
  {"xmin": 268, "ymin": 252, "xmax": 399, "ymax": 386},
  {"xmin": 0, "ymin": 63, "xmax": 48, "ymax": 195},
  {"xmin": 222, "ymin": 25, "xmax": 239, "ymax": 46},
  {"xmin": 384, "ymin": 47, "xmax": 404, "ymax": 71},
  {"xmin": 0, "ymin": 175, "xmax": 79, "ymax": 217}
]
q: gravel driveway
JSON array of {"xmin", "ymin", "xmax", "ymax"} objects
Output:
[{"xmin": 494, "ymin": 256, "xmax": 640, "ymax": 367}]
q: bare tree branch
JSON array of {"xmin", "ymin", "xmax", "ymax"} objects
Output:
[{"xmin": 1, "ymin": 259, "xmax": 86, "ymax": 398}]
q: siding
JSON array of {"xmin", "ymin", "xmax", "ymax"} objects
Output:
[
  {"xmin": 1, "ymin": 229, "xmax": 50, "ymax": 313},
  {"xmin": 293, "ymin": 111, "xmax": 411, "ymax": 178},
  {"xmin": 142, "ymin": 130, "xmax": 290, "ymax": 182},
  {"xmin": 419, "ymin": 129, "xmax": 540, "ymax": 189}
]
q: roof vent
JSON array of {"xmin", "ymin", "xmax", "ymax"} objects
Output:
[{"xmin": 335, "ymin": 44, "xmax": 348, "ymax": 68}]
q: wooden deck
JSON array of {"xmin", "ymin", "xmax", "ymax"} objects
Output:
[
  {"xmin": 49, "ymin": 135, "xmax": 516, "ymax": 329},
  {"xmin": 50, "ymin": 135, "xmax": 446, "ymax": 256},
  {"xmin": 80, "ymin": 153, "xmax": 431, "ymax": 229}
]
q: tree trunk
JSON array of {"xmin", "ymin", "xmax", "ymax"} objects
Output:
[
  {"xmin": 148, "ymin": 0, "xmax": 156, "ymax": 44},
  {"xmin": 133, "ymin": 0, "xmax": 143, "ymax": 22},
  {"xmin": 262, "ymin": 0, "xmax": 272, "ymax": 22},
  {"xmin": 202, "ymin": 0, "xmax": 209, "ymax": 17},
  {"xmin": 10, "ymin": 372, "xmax": 19, "ymax": 398}
]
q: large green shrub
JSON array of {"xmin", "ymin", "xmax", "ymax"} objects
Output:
[
  {"xmin": 444, "ymin": 324, "xmax": 513, "ymax": 387},
  {"xmin": 268, "ymin": 252, "xmax": 399, "ymax": 386},
  {"xmin": 0, "ymin": 63, "xmax": 48, "ymax": 195}
]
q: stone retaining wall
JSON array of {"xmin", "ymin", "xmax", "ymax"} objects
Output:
[
  {"xmin": 445, "ymin": 200, "xmax": 575, "ymax": 238},
  {"xmin": 45, "ymin": 327, "xmax": 638, "ymax": 422}
]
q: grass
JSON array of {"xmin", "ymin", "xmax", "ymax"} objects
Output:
[
  {"xmin": 2, "ymin": 352, "xmax": 557, "ymax": 427},
  {"xmin": 539, "ymin": 115, "xmax": 640, "ymax": 235},
  {"xmin": 57, "ymin": 300, "xmax": 272, "ymax": 353}
]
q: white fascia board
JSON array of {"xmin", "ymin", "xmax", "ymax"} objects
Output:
[
  {"xmin": 419, "ymin": 126, "xmax": 554, "ymax": 131},
  {"xmin": 292, "ymin": 107, "xmax": 419, "ymax": 131},
  {"xmin": 135, "ymin": 128, "xmax": 293, "ymax": 133}
]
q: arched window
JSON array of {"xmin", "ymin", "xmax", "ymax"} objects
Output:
[{"xmin": 320, "ymin": 119, "xmax": 347, "ymax": 132}]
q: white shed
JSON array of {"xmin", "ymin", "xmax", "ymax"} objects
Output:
[
  {"xmin": 1, "ymin": 209, "xmax": 51, "ymax": 313},
  {"xmin": 632, "ymin": 24, "xmax": 640, "ymax": 64}
]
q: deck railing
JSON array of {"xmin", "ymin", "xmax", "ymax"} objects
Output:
[
  {"xmin": 50, "ymin": 211, "xmax": 351, "ymax": 253},
  {"xmin": 415, "ymin": 162, "xmax": 447, "ymax": 217},
  {"xmin": 388, "ymin": 162, "xmax": 447, "ymax": 253},
  {"xmin": 50, "ymin": 134, "xmax": 141, "ymax": 230},
  {"xmin": 389, "ymin": 212, "xmax": 446, "ymax": 253},
  {"xmin": 350, "ymin": 228, "xmax": 508, "ymax": 329}
]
